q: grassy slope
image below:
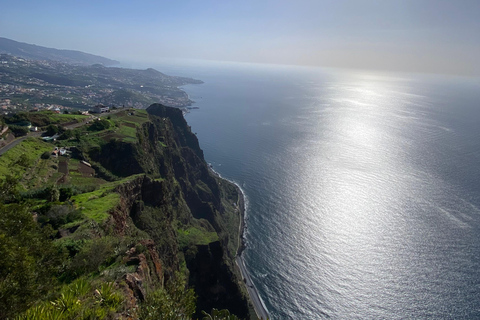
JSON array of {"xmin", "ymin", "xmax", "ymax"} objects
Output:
[{"xmin": 0, "ymin": 138, "xmax": 52, "ymax": 179}]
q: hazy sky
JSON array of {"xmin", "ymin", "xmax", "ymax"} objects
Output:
[{"xmin": 1, "ymin": 0, "xmax": 479, "ymax": 75}]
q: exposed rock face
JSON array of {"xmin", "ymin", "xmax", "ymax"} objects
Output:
[{"xmin": 122, "ymin": 239, "xmax": 164, "ymax": 302}]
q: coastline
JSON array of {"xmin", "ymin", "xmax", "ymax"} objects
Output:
[{"xmin": 209, "ymin": 167, "xmax": 270, "ymax": 320}]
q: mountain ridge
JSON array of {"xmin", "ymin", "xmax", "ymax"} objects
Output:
[{"xmin": 0, "ymin": 37, "xmax": 119, "ymax": 66}]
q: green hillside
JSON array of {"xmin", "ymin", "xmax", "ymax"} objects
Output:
[{"xmin": 0, "ymin": 105, "xmax": 254, "ymax": 320}]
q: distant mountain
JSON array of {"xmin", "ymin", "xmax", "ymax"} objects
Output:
[{"xmin": 0, "ymin": 37, "xmax": 119, "ymax": 66}]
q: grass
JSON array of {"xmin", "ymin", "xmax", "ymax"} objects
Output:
[
  {"xmin": 117, "ymin": 125, "xmax": 136, "ymax": 139},
  {"xmin": 69, "ymin": 174, "xmax": 144, "ymax": 223},
  {"xmin": 68, "ymin": 176, "xmax": 106, "ymax": 187},
  {"xmin": 26, "ymin": 110, "xmax": 88, "ymax": 126},
  {"xmin": 109, "ymin": 109, "xmax": 149, "ymax": 125},
  {"xmin": 0, "ymin": 138, "xmax": 53, "ymax": 179},
  {"xmin": 177, "ymin": 227, "xmax": 219, "ymax": 249},
  {"xmin": 71, "ymin": 191, "xmax": 120, "ymax": 223}
]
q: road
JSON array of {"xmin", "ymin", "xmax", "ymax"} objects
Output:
[
  {"xmin": 236, "ymin": 256, "xmax": 270, "ymax": 320},
  {"xmin": 0, "ymin": 109, "xmax": 124, "ymax": 156},
  {"xmin": 0, "ymin": 131, "xmax": 43, "ymax": 156}
]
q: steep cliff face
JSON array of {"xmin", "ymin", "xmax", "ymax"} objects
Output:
[
  {"xmin": 99, "ymin": 104, "xmax": 251, "ymax": 318},
  {"xmin": 1, "ymin": 105, "xmax": 253, "ymax": 319}
]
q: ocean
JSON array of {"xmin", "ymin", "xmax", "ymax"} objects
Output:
[{"xmin": 136, "ymin": 59, "xmax": 480, "ymax": 319}]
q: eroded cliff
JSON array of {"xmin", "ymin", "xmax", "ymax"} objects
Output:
[{"xmin": 0, "ymin": 104, "xmax": 253, "ymax": 319}]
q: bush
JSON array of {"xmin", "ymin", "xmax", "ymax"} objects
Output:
[
  {"xmin": 139, "ymin": 273, "xmax": 196, "ymax": 320},
  {"xmin": 58, "ymin": 129, "xmax": 73, "ymax": 140},
  {"xmin": 41, "ymin": 151, "xmax": 51, "ymax": 159},
  {"xmin": 59, "ymin": 186, "xmax": 75, "ymax": 201},
  {"xmin": 45, "ymin": 124, "xmax": 63, "ymax": 136},
  {"xmin": 17, "ymin": 279, "xmax": 124, "ymax": 320},
  {"xmin": 64, "ymin": 237, "xmax": 125, "ymax": 280},
  {"xmin": 8, "ymin": 125, "xmax": 29, "ymax": 137},
  {"xmin": 38, "ymin": 204, "xmax": 83, "ymax": 229},
  {"xmin": 88, "ymin": 119, "xmax": 111, "ymax": 131}
]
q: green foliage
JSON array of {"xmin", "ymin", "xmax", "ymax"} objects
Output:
[
  {"xmin": 5, "ymin": 112, "xmax": 28, "ymax": 124},
  {"xmin": 20, "ymin": 185, "xmax": 80, "ymax": 203},
  {"xmin": 13, "ymin": 110, "xmax": 88, "ymax": 127},
  {"xmin": 56, "ymin": 238, "xmax": 87, "ymax": 257},
  {"xmin": 15, "ymin": 153, "xmax": 31, "ymax": 168},
  {"xmin": 0, "ymin": 203, "xmax": 64, "ymax": 319},
  {"xmin": 45, "ymin": 124, "xmax": 63, "ymax": 136},
  {"xmin": 9, "ymin": 124, "xmax": 29, "ymax": 136},
  {"xmin": 0, "ymin": 107, "xmax": 249, "ymax": 319},
  {"xmin": 202, "ymin": 309, "xmax": 241, "ymax": 320},
  {"xmin": 139, "ymin": 273, "xmax": 196, "ymax": 320},
  {"xmin": 0, "ymin": 138, "xmax": 52, "ymax": 180},
  {"xmin": 59, "ymin": 186, "xmax": 75, "ymax": 202},
  {"xmin": 88, "ymin": 119, "xmax": 112, "ymax": 131},
  {"xmin": 17, "ymin": 279, "xmax": 123, "ymax": 320},
  {"xmin": 58, "ymin": 129, "xmax": 73, "ymax": 140},
  {"xmin": 177, "ymin": 227, "xmax": 219, "ymax": 250},
  {"xmin": 71, "ymin": 190, "xmax": 119, "ymax": 223},
  {"xmin": 41, "ymin": 151, "xmax": 51, "ymax": 159},
  {"xmin": 95, "ymin": 282, "xmax": 123, "ymax": 309},
  {"xmin": 63, "ymin": 237, "xmax": 129, "ymax": 281},
  {"xmin": 0, "ymin": 174, "xmax": 20, "ymax": 203},
  {"xmin": 37, "ymin": 204, "xmax": 83, "ymax": 229}
]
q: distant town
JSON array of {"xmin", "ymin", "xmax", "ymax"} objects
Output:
[{"xmin": 0, "ymin": 54, "xmax": 202, "ymax": 115}]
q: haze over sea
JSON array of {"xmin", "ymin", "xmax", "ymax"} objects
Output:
[{"xmin": 133, "ymin": 59, "xmax": 480, "ymax": 319}]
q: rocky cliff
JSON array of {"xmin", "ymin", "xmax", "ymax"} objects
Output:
[
  {"xmin": 0, "ymin": 104, "xmax": 254, "ymax": 319},
  {"xmin": 98, "ymin": 104, "xmax": 253, "ymax": 318}
]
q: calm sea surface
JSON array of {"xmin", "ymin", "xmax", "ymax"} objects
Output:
[{"xmin": 139, "ymin": 59, "xmax": 480, "ymax": 319}]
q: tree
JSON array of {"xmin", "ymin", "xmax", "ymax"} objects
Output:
[
  {"xmin": 58, "ymin": 129, "xmax": 73, "ymax": 140},
  {"xmin": 0, "ymin": 203, "xmax": 64, "ymax": 319},
  {"xmin": 88, "ymin": 119, "xmax": 111, "ymax": 131},
  {"xmin": 8, "ymin": 125, "xmax": 29, "ymax": 137},
  {"xmin": 0, "ymin": 174, "xmax": 20, "ymax": 203},
  {"xmin": 45, "ymin": 124, "xmax": 60, "ymax": 136}
]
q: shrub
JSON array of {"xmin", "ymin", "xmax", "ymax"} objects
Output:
[
  {"xmin": 41, "ymin": 151, "xmax": 51, "ymax": 159},
  {"xmin": 139, "ymin": 272, "xmax": 196, "ymax": 320},
  {"xmin": 88, "ymin": 119, "xmax": 111, "ymax": 131},
  {"xmin": 58, "ymin": 129, "xmax": 73, "ymax": 140},
  {"xmin": 8, "ymin": 125, "xmax": 29, "ymax": 137},
  {"xmin": 39, "ymin": 204, "xmax": 83, "ymax": 229},
  {"xmin": 45, "ymin": 124, "xmax": 61, "ymax": 136}
]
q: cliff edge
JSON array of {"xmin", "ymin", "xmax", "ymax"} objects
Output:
[{"xmin": 0, "ymin": 105, "xmax": 256, "ymax": 319}]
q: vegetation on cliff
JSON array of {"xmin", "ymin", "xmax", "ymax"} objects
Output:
[{"xmin": 0, "ymin": 105, "xmax": 253, "ymax": 319}]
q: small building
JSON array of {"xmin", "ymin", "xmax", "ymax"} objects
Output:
[{"xmin": 92, "ymin": 105, "xmax": 109, "ymax": 114}]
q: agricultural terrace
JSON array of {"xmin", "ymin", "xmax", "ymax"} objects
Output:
[{"xmin": 0, "ymin": 108, "xmax": 150, "ymax": 224}]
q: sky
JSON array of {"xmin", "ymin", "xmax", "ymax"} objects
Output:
[{"xmin": 1, "ymin": 0, "xmax": 479, "ymax": 75}]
